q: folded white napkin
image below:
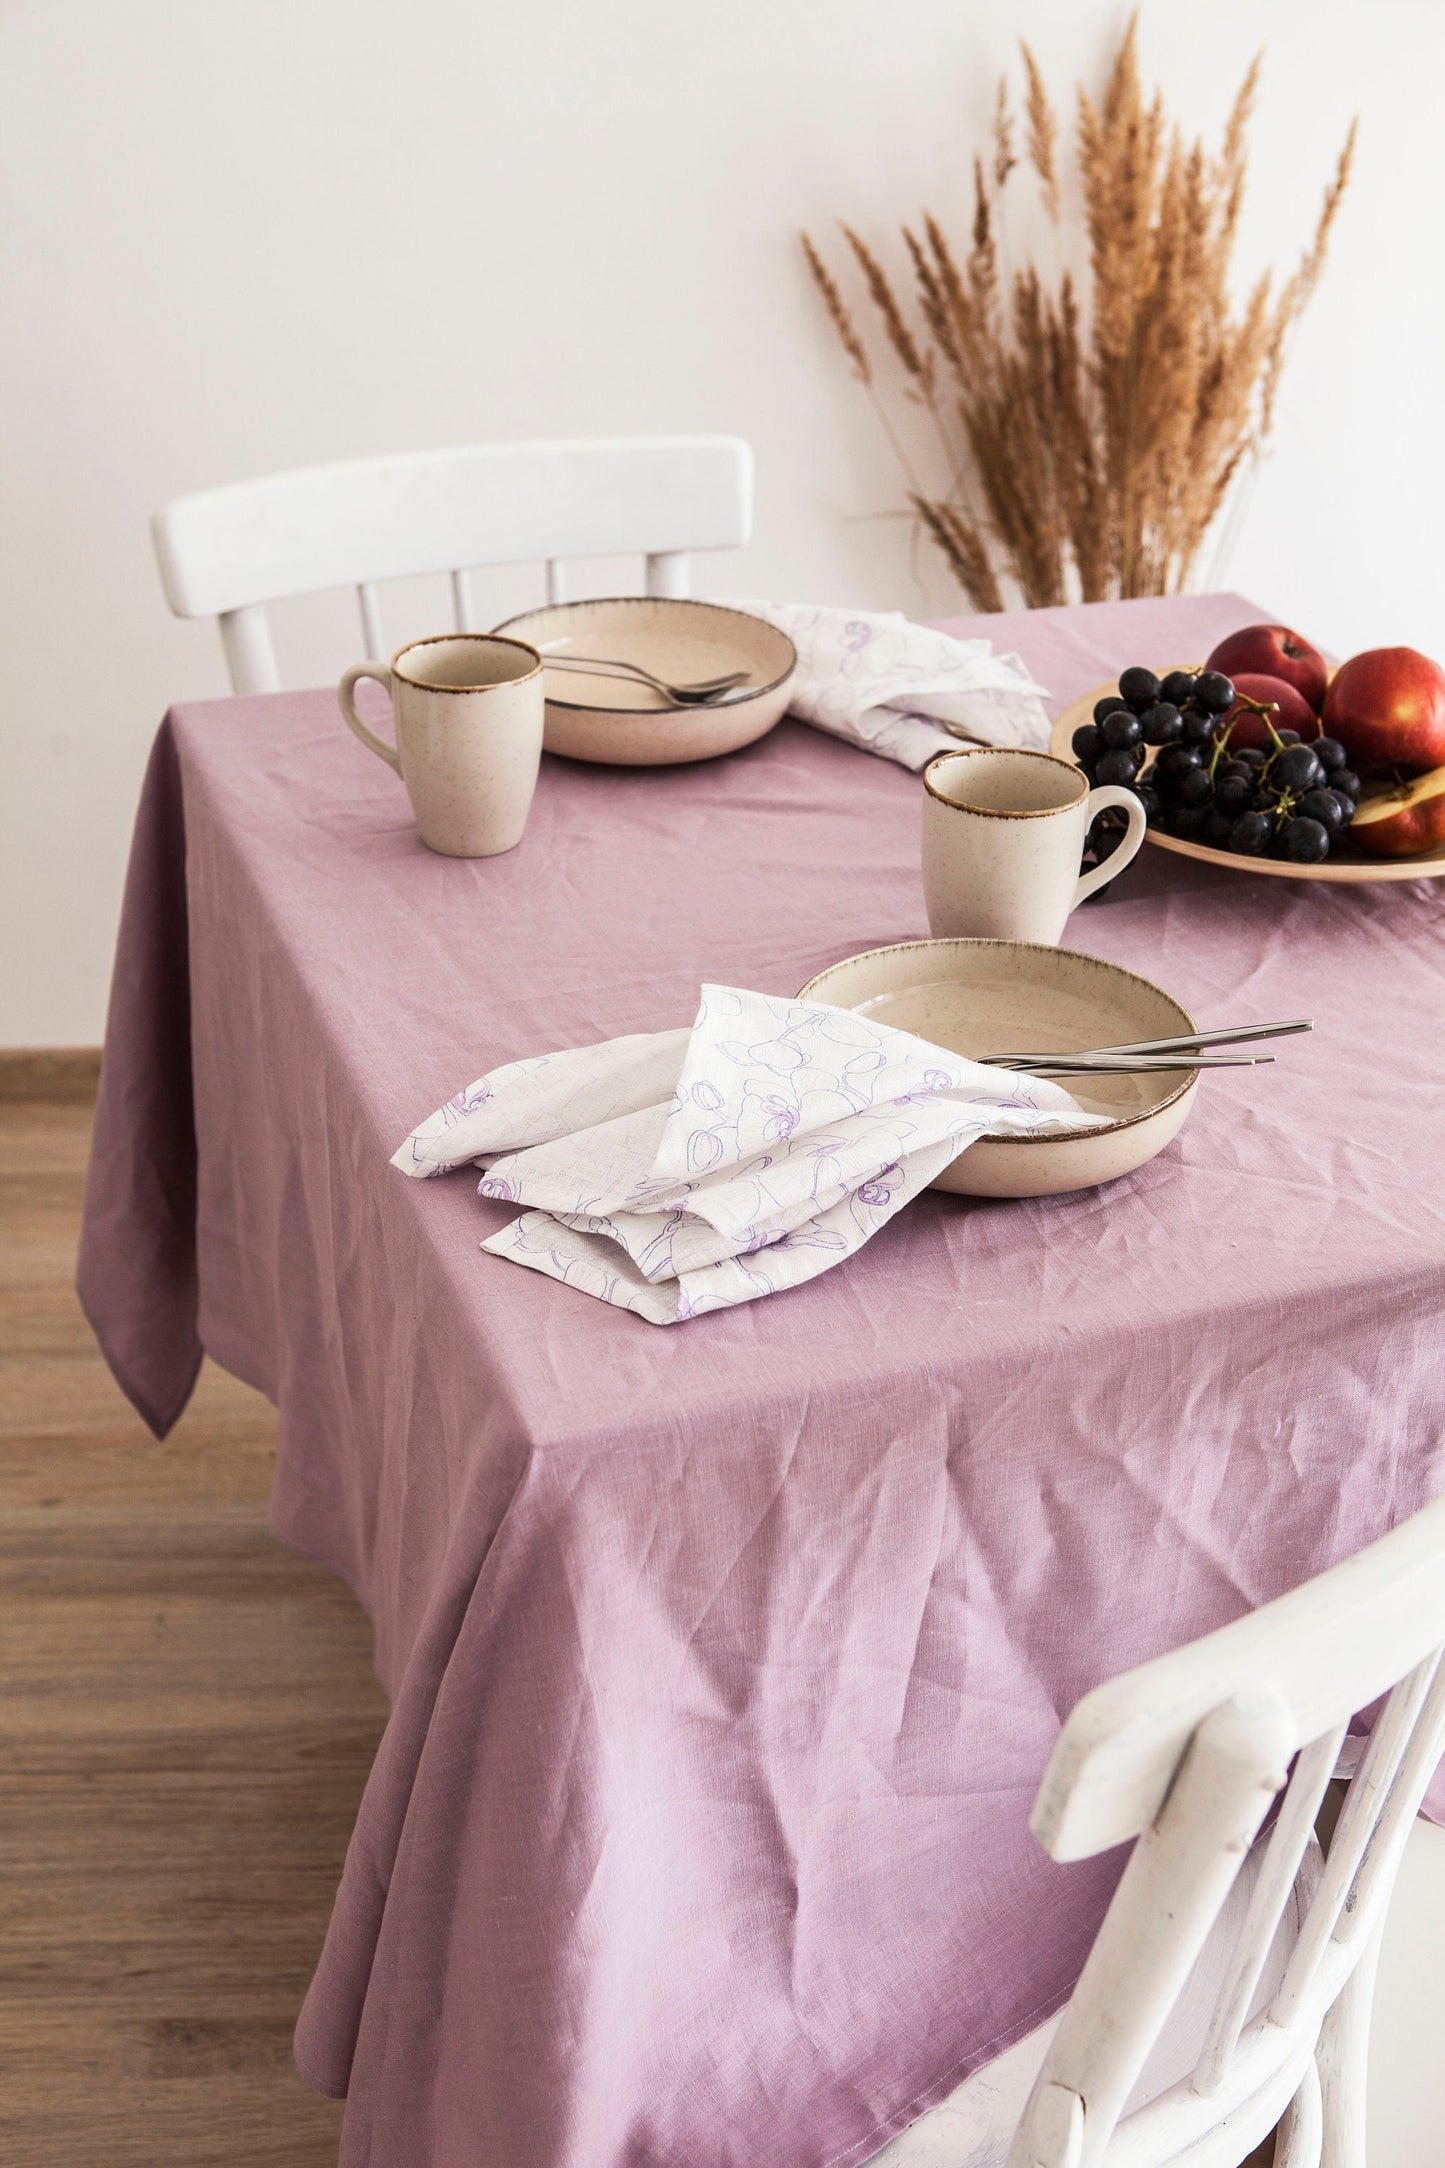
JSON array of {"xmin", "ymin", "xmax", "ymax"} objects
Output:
[
  {"xmin": 394, "ymin": 985, "xmax": 1102, "ymax": 1323},
  {"xmin": 714, "ymin": 600, "xmax": 1052, "ymax": 770}
]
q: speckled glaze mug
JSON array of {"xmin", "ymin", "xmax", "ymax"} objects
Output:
[
  {"xmin": 922, "ymin": 746, "xmax": 1146, "ymax": 943},
  {"xmin": 338, "ymin": 634, "xmax": 544, "ymax": 858}
]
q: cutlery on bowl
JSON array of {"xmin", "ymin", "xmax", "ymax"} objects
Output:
[
  {"xmin": 536, "ymin": 649, "xmax": 751, "ymax": 704},
  {"xmin": 989, "ymin": 1017, "xmax": 1312, "ymax": 1066},
  {"xmin": 987, "ymin": 1053, "xmax": 1274, "ymax": 1077},
  {"xmin": 1078, "ymin": 1017, "xmax": 1312, "ymax": 1059}
]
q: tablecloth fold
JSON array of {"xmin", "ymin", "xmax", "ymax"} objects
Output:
[{"xmin": 77, "ymin": 720, "xmax": 202, "ymax": 1437}]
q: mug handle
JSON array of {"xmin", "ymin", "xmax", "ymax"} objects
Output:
[
  {"xmin": 1072, "ymin": 784, "xmax": 1148, "ymax": 907},
  {"xmin": 337, "ymin": 661, "xmax": 401, "ymax": 772}
]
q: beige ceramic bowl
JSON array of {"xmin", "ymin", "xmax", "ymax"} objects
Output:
[
  {"xmin": 493, "ymin": 597, "xmax": 797, "ymax": 765},
  {"xmin": 798, "ymin": 938, "xmax": 1199, "ymax": 1198}
]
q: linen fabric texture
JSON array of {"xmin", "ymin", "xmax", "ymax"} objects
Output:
[
  {"xmin": 77, "ymin": 592, "xmax": 1445, "ymax": 2168},
  {"xmin": 394, "ymin": 985, "xmax": 1102, "ymax": 1321}
]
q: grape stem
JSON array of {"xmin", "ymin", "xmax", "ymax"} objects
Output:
[{"xmin": 1211, "ymin": 694, "xmax": 1279, "ymax": 780}]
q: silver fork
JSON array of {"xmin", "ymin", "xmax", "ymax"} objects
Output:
[
  {"xmin": 986, "ymin": 1053, "xmax": 1274, "ymax": 1076},
  {"xmin": 537, "ymin": 650, "xmax": 750, "ymax": 704}
]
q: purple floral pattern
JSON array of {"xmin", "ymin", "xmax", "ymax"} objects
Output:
[
  {"xmin": 393, "ymin": 986, "xmax": 1105, "ymax": 1325},
  {"xmin": 711, "ymin": 600, "xmax": 1052, "ymax": 770}
]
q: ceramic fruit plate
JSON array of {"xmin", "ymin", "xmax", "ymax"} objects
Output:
[
  {"xmin": 492, "ymin": 598, "xmax": 797, "ymax": 766},
  {"xmin": 798, "ymin": 938, "xmax": 1198, "ymax": 1199},
  {"xmin": 1051, "ymin": 678, "xmax": 1445, "ymax": 883}
]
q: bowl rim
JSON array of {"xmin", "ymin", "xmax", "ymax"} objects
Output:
[
  {"xmin": 796, "ymin": 935, "xmax": 1199, "ymax": 1144},
  {"xmin": 492, "ymin": 596, "xmax": 798, "ymax": 717}
]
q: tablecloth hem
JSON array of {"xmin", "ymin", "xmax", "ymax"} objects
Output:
[
  {"xmin": 817, "ymin": 1980, "xmax": 1075, "ymax": 2168},
  {"xmin": 293, "ymin": 2041, "xmax": 350, "ymax": 2103},
  {"xmin": 73, "ymin": 1273, "xmax": 202, "ymax": 1441}
]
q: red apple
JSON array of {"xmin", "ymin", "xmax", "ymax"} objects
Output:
[
  {"xmin": 1322, "ymin": 647, "xmax": 1445, "ymax": 774},
  {"xmin": 1218, "ymin": 673, "xmax": 1320, "ymax": 752},
  {"xmin": 1206, "ymin": 625, "xmax": 1329, "ymax": 714},
  {"xmin": 1349, "ymin": 767, "xmax": 1445, "ymax": 857}
]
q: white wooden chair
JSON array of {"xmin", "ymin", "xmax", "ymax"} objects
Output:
[
  {"xmin": 866, "ymin": 1496, "xmax": 1445, "ymax": 2168},
  {"xmin": 150, "ymin": 435, "xmax": 753, "ymax": 694}
]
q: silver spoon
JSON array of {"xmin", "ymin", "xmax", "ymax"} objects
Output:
[{"xmin": 537, "ymin": 650, "xmax": 750, "ymax": 704}]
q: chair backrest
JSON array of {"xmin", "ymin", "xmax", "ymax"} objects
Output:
[
  {"xmin": 1008, "ymin": 1495, "xmax": 1445, "ymax": 2168},
  {"xmin": 151, "ymin": 434, "xmax": 753, "ymax": 694}
]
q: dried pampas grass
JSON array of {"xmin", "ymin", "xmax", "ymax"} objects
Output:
[{"xmin": 803, "ymin": 19, "xmax": 1356, "ymax": 610}]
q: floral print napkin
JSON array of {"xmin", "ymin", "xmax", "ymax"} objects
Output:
[
  {"xmin": 393, "ymin": 985, "xmax": 1101, "ymax": 1323},
  {"xmin": 715, "ymin": 600, "xmax": 1052, "ymax": 769}
]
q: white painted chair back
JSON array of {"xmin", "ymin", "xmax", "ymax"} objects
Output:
[
  {"xmin": 1009, "ymin": 1496, "xmax": 1445, "ymax": 2168},
  {"xmin": 151, "ymin": 435, "xmax": 753, "ymax": 694}
]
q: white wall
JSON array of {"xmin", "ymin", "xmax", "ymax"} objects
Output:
[{"xmin": 1, "ymin": 0, "xmax": 1432, "ymax": 1044}]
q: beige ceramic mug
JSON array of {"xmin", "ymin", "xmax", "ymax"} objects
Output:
[
  {"xmin": 922, "ymin": 746, "xmax": 1147, "ymax": 943},
  {"xmin": 338, "ymin": 634, "xmax": 545, "ymax": 858}
]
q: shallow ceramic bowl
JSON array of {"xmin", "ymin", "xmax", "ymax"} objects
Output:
[
  {"xmin": 493, "ymin": 598, "xmax": 797, "ymax": 765},
  {"xmin": 798, "ymin": 938, "xmax": 1199, "ymax": 1199}
]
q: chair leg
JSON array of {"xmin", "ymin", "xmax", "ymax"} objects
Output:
[
  {"xmin": 1237, "ymin": 2128, "xmax": 1280, "ymax": 2168},
  {"xmin": 1274, "ymin": 2057, "xmax": 1323, "ymax": 2168},
  {"xmin": 1315, "ymin": 1920, "xmax": 1383, "ymax": 2168}
]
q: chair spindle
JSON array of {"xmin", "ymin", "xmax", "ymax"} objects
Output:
[{"xmin": 357, "ymin": 582, "xmax": 385, "ymax": 660}]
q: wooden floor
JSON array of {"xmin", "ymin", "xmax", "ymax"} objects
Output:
[{"xmin": 0, "ymin": 1098, "xmax": 388, "ymax": 2166}]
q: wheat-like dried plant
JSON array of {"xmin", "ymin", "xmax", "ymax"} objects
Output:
[{"xmin": 803, "ymin": 19, "xmax": 1356, "ymax": 610}]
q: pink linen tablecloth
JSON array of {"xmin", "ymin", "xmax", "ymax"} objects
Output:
[{"xmin": 79, "ymin": 593, "xmax": 1445, "ymax": 2168}]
